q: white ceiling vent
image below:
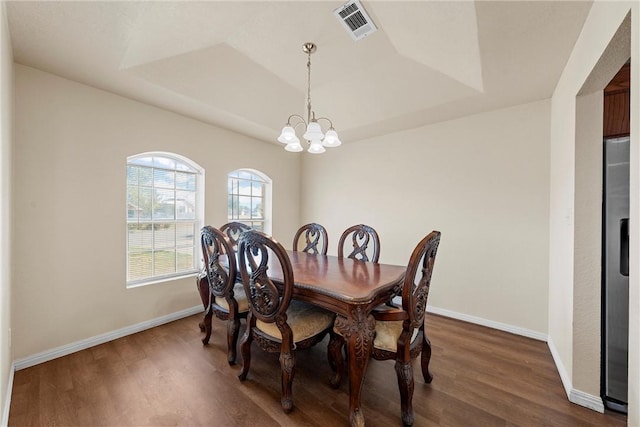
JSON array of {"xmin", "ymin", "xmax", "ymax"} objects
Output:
[{"xmin": 334, "ymin": 0, "xmax": 377, "ymax": 41}]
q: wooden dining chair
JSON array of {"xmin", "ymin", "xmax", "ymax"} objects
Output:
[
  {"xmin": 292, "ymin": 222, "xmax": 328, "ymax": 255},
  {"xmin": 237, "ymin": 230, "xmax": 338, "ymax": 413},
  {"xmin": 197, "ymin": 222, "xmax": 251, "ymax": 349},
  {"xmin": 220, "ymin": 221, "xmax": 251, "ymax": 251},
  {"xmin": 338, "ymin": 224, "xmax": 381, "ymax": 263},
  {"xmin": 196, "ymin": 226, "xmax": 249, "ymax": 365},
  {"xmin": 330, "ymin": 231, "xmax": 441, "ymax": 426}
]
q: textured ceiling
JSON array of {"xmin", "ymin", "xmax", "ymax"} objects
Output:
[{"xmin": 6, "ymin": 1, "xmax": 594, "ymax": 145}]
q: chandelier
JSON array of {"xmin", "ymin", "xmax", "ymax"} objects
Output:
[{"xmin": 277, "ymin": 42, "xmax": 342, "ymax": 154}]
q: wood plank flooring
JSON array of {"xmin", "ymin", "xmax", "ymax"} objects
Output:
[{"xmin": 8, "ymin": 313, "xmax": 627, "ymax": 426}]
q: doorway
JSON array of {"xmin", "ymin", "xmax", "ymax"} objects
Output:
[{"xmin": 602, "ymin": 61, "xmax": 631, "ymax": 414}]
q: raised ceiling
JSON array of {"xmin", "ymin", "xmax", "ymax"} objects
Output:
[{"xmin": 5, "ymin": 1, "xmax": 594, "ymax": 145}]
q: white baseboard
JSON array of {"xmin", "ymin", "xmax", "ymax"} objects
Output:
[
  {"xmin": 425, "ymin": 304, "xmax": 604, "ymax": 414},
  {"xmin": 547, "ymin": 336, "xmax": 572, "ymax": 398},
  {"xmin": 13, "ymin": 305, "xmax": 202, "ymax": 371},
  {"xmin": 570, "ymin": 389, "xmax": 605, "ymax": 413},
  {"xmin": 425, "ymin": 304, "xmax": 548, "ymax": 341},
  {"xmin": 1, "ymin": 363, "xmax": 14, "ymax": 427},
  {"xmin": 547, "ymin": 336, "xmax": 604, "ymax": 413}
]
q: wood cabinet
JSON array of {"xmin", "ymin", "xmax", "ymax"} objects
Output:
[{"xmin": 604, "ymin": 63, "xmax": 630, "ymax": 138}]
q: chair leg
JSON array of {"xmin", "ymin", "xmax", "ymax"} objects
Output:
[
  {"xmin": 328, "ymin": 332, "xmax": 345, "ymax": 388},
  {"xmin": 280, "ymin": 350, "xmax": 295, "ymax": 413},
  {"xmin": 196, "ymin": 277, "xmax": 211, "ymax": 336},
  {"xmin": 395, "ymin": 360, "xmax": 415, "ymax": 427},
  {"xmin": 201, "ymin": 309, "xmax": 213, "ymax": 345},
  {"xmin": 238, "ymin": 327, "xmax": 253, "ymax": 381},
  {"xmin": 421, "ymin": 333, "xmax": 433, "ymax": 383},
  {"xmin": 226, "ymin": 317, "xmax": 241, "ymax": 365},
  {"xmin": 197, "ymin": 277, "xmax": 210, "ymax": 333}
]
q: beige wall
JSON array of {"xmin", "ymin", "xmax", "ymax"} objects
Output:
[
  {"xmin": 300, "ymin": 100, "xmax": 551, "ymax": 335},
  {"xmin": 548, "ymin": 0, "xmax": 637, "ymax": 421},
  {"xmin": 1, "ymin": 2, "xmax": 13, "ymax": 423},
  {"xmin": 11, "ymin": 64, "xmax": 301, "ymax": 359},
  {"xmin": 573, "ymin": 91, "xmax": 603, "ymax": 396}
]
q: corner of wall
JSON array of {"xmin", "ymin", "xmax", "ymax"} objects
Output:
[
  {"xmin": 1, "ymin": 364, "xmax": 14, "ymax": 427},
  {"xmin": 626, "ymin": 3, "xmax": 640, "ymax": 426},
  {"xmin": 547, "ymin": 336, "xmax": 604, "ymax": 413},
  {"xmin": 547, "ymin": 335, "xmax": 573, "ymax": 398},
  {"xmin": 0, "ymin": 1, "xmax": 13, "ymax": 425}
]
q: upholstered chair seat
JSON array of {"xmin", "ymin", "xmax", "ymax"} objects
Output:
[
  {"xmin": 214, "ymin": 283, "xmax": 250, "ymax": 313},
  {"xmin": 257, "ymin": 300, "xmax": 335, "ymax": 342},
  {"xmin": 371, "ymin": 319, "xmax": 420, "ymax": 353}
]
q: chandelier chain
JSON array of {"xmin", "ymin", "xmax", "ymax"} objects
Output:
[{"xmin": 306, "ymin": 49, "xmax": 312, "ymax": 124}]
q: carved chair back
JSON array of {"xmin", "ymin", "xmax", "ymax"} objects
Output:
[
  {"xmin": 401, "ymin": 230, "xmax": 441, "ymax": 334},
  {"xmin": 292, "ymin": 223, "xmax": 328, "ymax": 255},
  {"xmin": 338, "ymin": 224, "xmax": 381, "ymax": 263},
  {"xmin": 220, "ymin": 221, "xmax": 251, "ymax": 252},
  {"xmin": 237, "ymin": 230, "xmax": 294, "ymax": 337},
  {"xmin": 200, "ymin": 226, "xmax": 237, "ymax": 302}
]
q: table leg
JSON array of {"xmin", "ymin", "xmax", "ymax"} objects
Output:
[{"xmin": 335, "ymin": 306, "xmax": 376, "ymax": 427}]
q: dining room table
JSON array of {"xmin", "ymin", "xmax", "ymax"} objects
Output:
[{"xmin": 265, "ymin": 249, "xmax": 408, "ymax": 427}]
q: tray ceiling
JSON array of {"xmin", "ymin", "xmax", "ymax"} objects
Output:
[{"xmin": 6, "ymin": 1, "xmax": 593, "ymax": 144}]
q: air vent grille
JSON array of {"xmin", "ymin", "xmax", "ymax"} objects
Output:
[
  {"xmin": 334, "ymin": 0, "xmax": 377, "ymax": 41},
  {"xmin": 338, "ymin": 3, "xmax": 358, "ymax": 19}
]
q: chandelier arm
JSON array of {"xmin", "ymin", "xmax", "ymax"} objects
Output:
[
  {"xmin": 314, "ymin": 116, "xmax": 334, "ymax": 130},
  {"xmin": 286, "ymin": 114, "xmax": 308, "ymax": 129}
]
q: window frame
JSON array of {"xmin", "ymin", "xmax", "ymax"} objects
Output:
[
  {"xmin": 227, "ymin": 168, "xmax": 272, "ymax": 234},
  {"xmin": 126, "ymin": 152, "xmax": 205, "ymax": 288}
]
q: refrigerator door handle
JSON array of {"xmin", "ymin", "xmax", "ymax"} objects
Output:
[{"xmin": 620, "ymin": 218, "xmax": 629, "ymax": 277}]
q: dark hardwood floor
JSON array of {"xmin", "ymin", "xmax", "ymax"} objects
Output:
[{"xmin": 8, "ymin": 313, "xmax": 627, "ymax": 426}]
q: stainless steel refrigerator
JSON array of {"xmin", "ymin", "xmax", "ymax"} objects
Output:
[{"xmin": 603, "ymin": 135, "xmax": 630, "ymax": 413}]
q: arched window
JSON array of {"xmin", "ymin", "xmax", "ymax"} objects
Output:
[
  {"xmin": 127, "ymin": 152, "xmax": 204, "ymax": 286},
  {"xmin": 227, "ymin": 169, "xmax": 271, "ymax": 233}
]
